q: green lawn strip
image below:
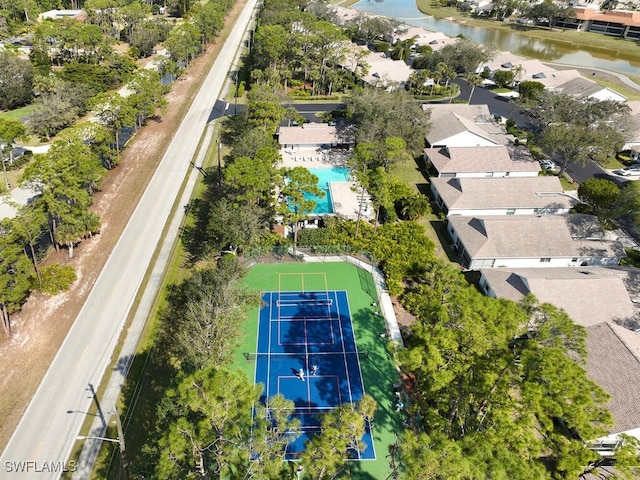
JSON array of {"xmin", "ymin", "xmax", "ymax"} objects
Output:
[
  {"xmin": 0, "ymin": 105, "xmax": 34, "ymax": 122},
  {"xmin": 587, "ymin": 77, "xmax": 640, "ymax": 101},
  {"xmin": 238, "ymin": 262, "xmax": 404, "ymax": 479},
  {"xmin": 0, "ymin": 166, "xmax": 24, "ymax": 194},
  {"xmin": 600, "ymin": 156, "xmax": 625, "ymax": 170},
  {"xmin": 391, "ymin": 155, "xmax": 427, "ymax": 195},
  {"xmin": 390, "ymin": 154, "xmax": 455, "ymax": 262}
]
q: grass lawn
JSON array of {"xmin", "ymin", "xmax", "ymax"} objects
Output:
[
  {"xmin": 558, "ymin": 173, "xmax": 578, "ymax": 190},
  {"xmin": 238, "ymin": 261, "xmax": 404, "ymax": 479},
  {"xmin": 0, "ymin": 166, "xmax": 25, "ymax": 194},
  {"xmin": 391, "ymin": 155, "xmax": 428, "ymax": 194},
  {"xmin": 588, "ymin": 76, "xmax": 640, "ymax": 101},
  {"xmin": 0, "ymin": 105, "xmax": 33, "ymax": 122},
  {"xmin": 391, "ymin": 154, "xmax": 459, "ymax": 262},
  {"xmin": 600, "ymin": 156, "xmax": 625, "ymax": 170}
]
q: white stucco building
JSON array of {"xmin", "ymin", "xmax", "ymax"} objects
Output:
[
  {"xmin": 431, "ymin": 175, "xmax": 577, "ymax": 216},
  {"xmin": 425, "ymin": 145, "xmax": 540, "ymax": 178},
  {"xmin": 423, "ymin": 104, "xmax": 513, "ymax": 148},
  {"xmin": 447, "ymin": 214, "xmax": 626, "ymax": 270}
]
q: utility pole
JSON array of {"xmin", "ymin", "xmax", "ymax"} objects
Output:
[
  {"xmin": 217, "ymin": 134, "xmax": 222, "ymax": 185},
  {"xmin": 234, "ymin": 69, "xmax": 239, "ymax": 115},
  {"xmin": 76, "ymin": 408, "xmax": 128, "ymax": 480},
  {"xmin": 1, "ymin": 149, "xmax": 9, "ymax": 190},
  {"xmin": 113, "ymin": 407, "xmax": 129, "ymax": 480}
]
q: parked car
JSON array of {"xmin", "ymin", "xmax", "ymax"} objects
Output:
[
  {"xmin": 539, "ymin": 160, "xmax": 559, "ymax": 172},
  {"xmin": 613, "ymin": 167, "xmax": 640, "ymax": 176}
]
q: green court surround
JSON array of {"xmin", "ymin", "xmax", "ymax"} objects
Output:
[{"xmin": 236, "ymin": 261, "xmax": 403, "ymax": 479}]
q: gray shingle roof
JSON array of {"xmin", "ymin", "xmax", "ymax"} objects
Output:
[
  {"xmin": 426, "ymin": 146, "xmax": 540, "ymax": 175},
  {"xmin": 556, "ymin": 77, "xmax": 605, "ymax": 99},
  {"xmin": 479, "ymin": 266, "xmax": 640, "ymax": 434},
  {"xmin": 586, "ymin": 322, "xmax": 640, "ymax": 433},
  {"xmin": 479, "ymin": 267, "xmax": 639, "ymax": 328},
  {"xmin": 431, "ymin": 176, "xmax": 575, "ymax": 211},
  {"xmin": 422, "ymin": 104, "xmax": 512, "ymax": 147},
  {"xmin": 449, "ymin": 214, "xmax": 624, "ymax": 259}
]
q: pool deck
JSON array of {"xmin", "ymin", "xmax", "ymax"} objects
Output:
[
  {"xmin": 280, "ymin": 148, "xmax": 374, "ymax": 221},
  {"xmin": 280, "ymin": 147, "xmax": 349, "ymax": 169},
  {"xmin": 328, "ymin": 181, "xmax": 374, "ymax": 221}
]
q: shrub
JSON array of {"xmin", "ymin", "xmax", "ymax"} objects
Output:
[
  {"xmin": 620, "ymin": 248, "xmax": 640, "ymax": 268},
  {"xmin": 372, "ymin": 40, "xmax": 390, "ymax": 52},
  {"xmin": 4, "ymin": 150, "xmax": 32, "ymax": 170},
  {"xmin": 290, "ymin": 89, "xmax": 311, "ymax": 98},
  {"xmin": 128, "ymin": 46, "xmax": 141, "ymax": 59},
  {"xmin": 38, "ymin": 264, "xmax": 77, "ymax": 295},
  {"xmin": 236, "ymin": 80, "xmax": 246, "ymax": 97}
]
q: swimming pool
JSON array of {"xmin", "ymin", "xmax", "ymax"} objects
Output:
[{"xmin": 306, "ymin": 167, "xmax": 350, "ymax": 214}]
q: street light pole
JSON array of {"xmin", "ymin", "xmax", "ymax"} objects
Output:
[
  {"xmin": 113, "ymin": 407, "xmax": 129, "ymax": 480},
  {"xmin": 77, "ymin": 407, "xmax": 129, "ymax": 480},
  {"xmin": 234, "ymin": 71, "xmax": 239, "ymax": 115},
  {"xmin": 217, "ymin": 134, "xmax": 222, "ymax": 185},
  {"xmin": 76, "ymin": 436, "xmax": 119, "ymax": 443}
]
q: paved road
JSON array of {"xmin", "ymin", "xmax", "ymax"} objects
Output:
[
  {"xmin": 209, "ymin": 100, "xmax": 340, "ymax": 123},
  {"xmin": 0, "ymin": 1, "xmax": 258, "ymax": 478},
  {"xmin": 454, "ymin": 77, "xmax": 635, "ymax": 186},
  {"xmin": 452, "ymin": 77, "xmax": 534, "ymax": 130}
]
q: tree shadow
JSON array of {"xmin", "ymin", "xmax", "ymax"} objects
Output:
[
  {"xmin": 271, "ymin": 294, "xmax": 402, "ymax": 468},
  {"xmin": 95, "ymin": 344, "xmax": 178, "ymax": 480},
  {"xmin": 180, "ymin": 168, "xmax": 225, "ymax": 264},
  {"xmin": 429, "ymin": 219, "xmax": 459, "ymax": 262}
]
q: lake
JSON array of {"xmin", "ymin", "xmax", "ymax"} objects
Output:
[{"xmin": 352, "ymin": 0, "xmax": 640, "ymax": 75}]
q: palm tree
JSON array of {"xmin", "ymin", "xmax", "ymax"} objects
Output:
[
  {"xmin": 400, "ymin": 194, "xmax": 430, "ymax": 220},
  {"xmin": 511, "ymin": 64, "xmax": 524, "ymax": 86},
  {"xmin": 467, "ymin": 74, "xmax": 483, "ymax": 103},
  {"xmin": 430, "ymin": 68, "xmax": 441, "ymax": 96},
  {"xmin": 408, "ymin": 70, "xmax": 431, "ymax": 96},
  {"xmin": 389, "ymin": 39, "xmax": 414, "ymax": 61},
  {"xmin": 436, "ymin": 63, "xmax": 456, "ymax": 102}
]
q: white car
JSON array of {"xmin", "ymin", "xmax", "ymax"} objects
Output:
[
  {"xmin": 539, "ymin": 160, "xmax": 559, "ymax": 171},
  {"xmin": 613, "ymin": 168, "xmax": 640, "ymax": 176}
]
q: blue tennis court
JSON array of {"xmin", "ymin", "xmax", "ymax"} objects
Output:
[{"xmin": 254, "ymin": 290, "xmax": 375, "ymax": 460}]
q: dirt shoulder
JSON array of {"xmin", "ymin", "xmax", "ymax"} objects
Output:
[{"xmin": 0, "ymin": 1, "xmax": 246, "ymax": 450}]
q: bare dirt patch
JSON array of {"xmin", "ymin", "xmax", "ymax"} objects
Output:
[
  {"xmin": 0, "ymin": 0, "xmax": 247, "ymax": 450},
  {"xmin": 391, "ymin": 296, "xmax": 416, "ymax": 339}
]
